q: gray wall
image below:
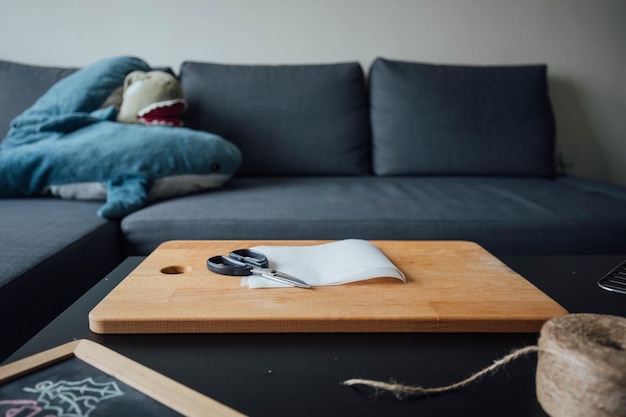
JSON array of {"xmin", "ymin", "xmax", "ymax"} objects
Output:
[{"xmin": 2, "ymin": 0, "xmax": 624, "ymax": 184}]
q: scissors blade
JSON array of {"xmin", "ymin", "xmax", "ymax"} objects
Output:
[{"xmin": 257, "ymin": 269, "xmax": 311, "ymax": 289}]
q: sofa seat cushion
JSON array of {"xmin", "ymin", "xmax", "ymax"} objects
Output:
[
  {"xmin": 120, "ymin": 176, "xmax": 626, "ymax": 256},
  {"xmin": 180, "ymin": 61, "xmax": 371, "ymax": 176},
  {"xmin": 369, "ymin": 58, "xmax": 556, "ymax": 176},
  {"xmin": 0, "ymin": 198, "xmax": 121, "ymax": 360}
]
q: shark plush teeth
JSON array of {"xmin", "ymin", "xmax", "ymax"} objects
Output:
[
  {"xmin": 137, "ymin": 98, "xmax": 187, "ymax": 126},
  {"xmin": 116, "ymin": 69, "xmax": 187, "ymax": 126}
]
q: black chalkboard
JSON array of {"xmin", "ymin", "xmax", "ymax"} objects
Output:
[
  {"xmin": 0, "ymin": 340, "xmax": 242, "ymax": 417},
  {"xmin": 0, "ymin": 356, "xmax": 182, "ymax": 417}
]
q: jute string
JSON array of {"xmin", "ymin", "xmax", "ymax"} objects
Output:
[{"xmin": 342, "ymin": 314, "xmax": 626, "ymax": 417}]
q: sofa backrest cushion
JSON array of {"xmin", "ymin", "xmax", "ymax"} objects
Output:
[
  {"xmin": 369, "ymin": 58, "xmax": 556, "ymax": 176},
  {"xmin": 180, "ymin": 61, "xmax": 371, "ymax": 176},
  {"xmin": 0, "ymin": 60, "xmax": 77, "ymax": 139}
]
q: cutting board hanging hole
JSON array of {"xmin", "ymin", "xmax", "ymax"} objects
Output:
[{"xmin": 160, "ymin": 265, "xmax": 192, "ymax": 274}]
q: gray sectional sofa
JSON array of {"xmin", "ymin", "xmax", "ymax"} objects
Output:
[{"xmin": 1, "ymin": 57, "xmax": 625, "ymax": 361}]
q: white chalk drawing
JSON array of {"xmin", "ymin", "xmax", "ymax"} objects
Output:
[{"xmin": 21, "ymin": 378, "xmax": 124, "ymax": 417}]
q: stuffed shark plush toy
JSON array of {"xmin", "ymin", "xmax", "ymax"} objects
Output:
[{"xmin": 0, "ymin": 56, "xmax": 241, "ymax": 219}]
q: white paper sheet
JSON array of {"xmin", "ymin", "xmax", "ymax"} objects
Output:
[{"xmin": 242, "ymin": 239, "xmax": 406, "ymax": 288}]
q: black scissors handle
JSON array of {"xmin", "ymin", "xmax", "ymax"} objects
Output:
[
  {"xmin": 207, "ymin": 255, "xmax": 253, "ymax": 276},
  {"xmin": 228, "ymin": 249, "xmax": 269, "ymax": 268},
  {"xmin": 207, "ymin": 250, "xmax": 311, "ymax": 288}
]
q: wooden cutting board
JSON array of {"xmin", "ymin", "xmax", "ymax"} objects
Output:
[{"xmin": 89, "ymin": 240, "xmax": 567, "ymax": 334}]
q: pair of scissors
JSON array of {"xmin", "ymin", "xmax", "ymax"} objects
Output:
[{"xmin": 207, "ymin": 248, "xmax": 311, "ymax": 289}]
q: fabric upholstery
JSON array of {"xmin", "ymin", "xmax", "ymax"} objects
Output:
[
  {"xmin": 369, "ymin": 58, "xmax": 556, "ymax": 176},
  {"xmin": 180, "ymin": 61, "xmax": 371, "ymax": 176},
  {"xmin": 0, "ymin": 198, "xmax": 121, "ymax": 361},
  {"xmin": 121, "ymin": 176, "xmax": 626, "ymax": 256},
  {"xmin": 0, "ymin": 60, "xmax": 76, "ymax": 139}
]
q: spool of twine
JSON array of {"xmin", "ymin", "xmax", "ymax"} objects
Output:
[
  {"xmin": 343, "ymin": 314, "xmax": 626, "ymax": 417},
  {"xmin": 536, "ymin": 313, "xmax": 626, "ymax": 417}
]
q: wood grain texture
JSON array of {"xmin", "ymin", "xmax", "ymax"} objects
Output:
[{"xmin": 89, "ymin": 240, "xmax": 567, "ymax": 334}]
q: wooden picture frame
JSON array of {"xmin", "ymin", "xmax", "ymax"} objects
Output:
[{"xmin": 0, "ymin": 339, "xmax": 244, "ymax": 417}]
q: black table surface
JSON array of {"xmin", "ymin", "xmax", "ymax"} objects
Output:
[{"xmin": 4, "ymin": 254, "xmax": 626, "ymax": 417}]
